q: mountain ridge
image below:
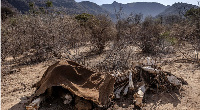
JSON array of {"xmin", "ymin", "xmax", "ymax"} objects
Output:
[
  {"xmin": 101, "ymin": 1, "xmax": 170, "ymax": 18},
  {"xmin": 2, "ymin": 0, "xmax": 198, "ymax": 20},
  {"xmin": 157, "ymin": 2, "xmax": 198, "ymax": 17}
]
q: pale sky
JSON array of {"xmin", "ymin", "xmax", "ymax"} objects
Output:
[{"xmin": 75, "ymin": 0, "xmax": 199, "ymax": 6}]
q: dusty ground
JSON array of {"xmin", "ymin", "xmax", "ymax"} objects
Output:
[{"xmin": 1, "ymin": 44, "xmax": 200, "ymax": 110}]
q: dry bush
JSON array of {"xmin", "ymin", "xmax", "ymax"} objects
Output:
[
  {"xmin": 90, "ymin": 15, "xmax": 117, "ymax": 54},
  {"xmin": 114, "ymin": 13, "xmax": 143, "ymax": 42},
  {"xmin": 1, "ymin": 14, "xmax": 83, "ymax": 64},
  {"xmin": 167, "ymin": 21, "xmax": 200, "ymax": 62},
  {"xmin": 93, "ymin": 15, "xmax": 165, "ymax": 73},
  {"xmin": 114, "ymin": 14, "xmax": 166, "ymax": 55},
  {"xmin": 162, "ymin": 15, "xmax": 183, "ymax": 25},
  {"xmin": 166, "ymin": 20, "xmax": 199, "ymax": 49},
  {"xmin": 92, "ymin": 14, "xmax": 143, "ymax": 72},
  {"xmin": 184, "ymin": 8, "xmax": 200, "ymax": 50},
  {"xmin": 1, "ymin": 7, "xmax": 16, "ymax": 21},
  {"xmin": 169, "ymin": 23, "xmax": 196, "ymax": 42},
  {"xmin": 137, "ymin": 16, "xmax": 163, "ymax": 54},
  {"xmin": 76, "ymin": 14, "xmax": 117, "ymax": 54},
  {"xmin": 2, "ymin": 8, "xmax": 199, "ymax": 70},
  {"xmin": 117, "ymin": 16, "xmax": 165, "ymax": 55},
  {"xmin": 1, "ymin": 13, "xmax": 117, "ymax": 69}
]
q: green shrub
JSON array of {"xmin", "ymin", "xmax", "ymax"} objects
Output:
[{"xmin": 75, "ymin": 13, "xmax": 94, "ymax": 22}]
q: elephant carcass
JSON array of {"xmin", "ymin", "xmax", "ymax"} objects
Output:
[{"xmin": 29, "ymin": 60, "xmax": 115, "ymax": 109}]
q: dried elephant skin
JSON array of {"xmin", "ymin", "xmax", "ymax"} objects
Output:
[{"xmin": 32, "ymin": 60, "xmax": 115, "ymax": 106}]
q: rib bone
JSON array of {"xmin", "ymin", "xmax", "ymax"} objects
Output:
[
  {"xmin": 129, "ymin": 71, "xmax": 134, "ymax": 90},
  {"xmin": 114, "ymin": 85, "xmax": 126, "ymax": 99},
  {"xmin": 123, "ymin": 84, "xmax": 129, "ymax": 95}
]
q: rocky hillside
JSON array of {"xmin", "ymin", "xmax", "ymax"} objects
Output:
[
  {"xmin": 157, "ymin": 2, "xmax": 198, "ymax": 17},
  {"xmin": 2, "ymin": 0, "xmax": 30, "ymax": 13},
  {"xmin": 101, "ymin": 1, "xmax": 169, "ymax": 17},
  {"xmin": 2, "ymin": 0, "xmax": 109, "ymax": 15},
  {"xmin": 1, "ymin": 0, "xmax": 19, "ymax": 13},
  {"xmin": 79, "ymin": 1, "xmax": 110, "ymax": 15}
]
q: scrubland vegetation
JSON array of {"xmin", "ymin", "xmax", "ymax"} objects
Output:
[{"xmin": 1, "ymin": 6, "xmax": 200, "ymax": 71}]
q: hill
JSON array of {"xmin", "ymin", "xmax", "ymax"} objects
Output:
[
  {"xmin": 2, "ymin": 0, "xmax": 109, "ymax": 15},
  {"xmin": 2, "ymin": 0, "xmax": 30, "ymax": 13},
  {"xmin": 157, "ymin": 2, "xmax": 198, "ymax": 17},
  {"xmin": 79, "ymin": 1, "xmax": 110, "ymax": 15},
  {"xmin": 101, "ymin": 1, "xmax": 169, "ymax": 18}
]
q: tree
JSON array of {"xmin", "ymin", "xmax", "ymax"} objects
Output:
[
  {"xmin": 46, "ymin": 0, "xmax": 53, "ymax": 8},
  {"xmin": 76, "ymin": 13, "xmax": 115, "ymax": 54},
  {"xmin": 185, "ymin": 8, "xmax": 200, "ymax": 32},
  {"xmin": 29, "ymin": 2, "xmax": 36, "ymax": 14}
]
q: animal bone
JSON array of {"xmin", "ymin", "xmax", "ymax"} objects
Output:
[
  {"xmin": 167, "ymin": 75, "xmax": 182, "ymax": 86},
  {"xmin": 146, "ymin": 57, "xmax": 152, "ymax": 65},
  {"xmin": 110, "ymin": 73, "xmax": 116, "ymax": 77},
  {"xmin": 114, "ymin": 84, "xmax": 126, "ymax": 99},
  {"xmin": 141, "ymin": 66, "xmax": 160, "ymax": 74},
  {"xmin": 62, "ymin": 93, "xmax": 73, "ymax": 104},
  {"xmin": 137, "ymin": 85, "xmax": 146, "ymax": 96},
  {"xmin": 123, "ymin": 84, "xmax": 129, "ymax": 95},
  {"xmin": 129, "ymin": 70, "xmax": 134, "ymax": 90},
  {"xmin": 116, "ymin": 74, "xmax": 126, "ymax": 83},
  {"xmin": 115, "ymin": 81, "xmax": 128, "ymax": 91},
  {"xmin": 133, "ymin": 84, "xmax": 148, "ymax": 107},
  {"xmin": 112, "ymin": 71, "xmax": 129, "ymax": 84},
  {"xmin": 26, "ymin": 96, "xmax": 45, "ymax": 110},
  {"xmin": 116, "ymin": 71, "xmax": 123, "ymax": 82},
  {"xmin": 113, "ymin": 70, "xmax": 134, "ymax": 98}
]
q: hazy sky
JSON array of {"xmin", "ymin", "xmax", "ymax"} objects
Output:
[{"xmin": 75, "ymin": 0, "xmax": 199, "ymax": 6}]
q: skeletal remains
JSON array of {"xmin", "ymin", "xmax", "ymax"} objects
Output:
[{"xmin": 26, "ymin": 59, "xmax": 185, "ymax": 109}]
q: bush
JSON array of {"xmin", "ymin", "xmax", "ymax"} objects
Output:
[
  {"xmin": 114, "ymin": 15, "xmax": 164, "ymax": 55},
  {"xmin": 185, "ymin": 7, "xmax": 200, "ymax": 39},
  {"xmin": 136, "ymin": 16, "xmax": 163, "ymax": 54},
  {"xmin": 76, "ymin": 14, "xmax": 116, "ymax": 54},
  {"xmin": 1, "ymin": 7, "xmax": 16, "ymax": 21},
  {"xmin": 1, "ymin": 13, "xmax": 117, "ymax": 65},
  {"xmin": 1, "ymin": 14, "xmax": 82, "ymax": 63},
  {"xmin": 75, "ymin": 13, "xmax": 94, "ymax": 22}
]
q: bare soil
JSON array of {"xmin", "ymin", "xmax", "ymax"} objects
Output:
[{"xmin": 1, "ymin": 44, "xmax": 200, "ymax": 110}]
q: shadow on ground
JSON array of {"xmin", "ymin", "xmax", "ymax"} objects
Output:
[
  {"xmin": 9, "ymin": 97, "xmax": 29, "ymax": 110},
  {"xmin": 144, "ymin": 89, "xmax": 182, "ymax": 109}
]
